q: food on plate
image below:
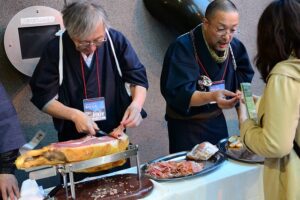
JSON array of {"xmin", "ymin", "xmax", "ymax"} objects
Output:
[
  {"xmin": 223, "ymin": 135, "xmax": 264, "ymax": 163},
  {"xmin": 186, "ymin": 142, "xmax": 219, "ymax": 161},
  {"xmin": 15, "ymin": 127, "xmax": 129, "ymax": 173},
  {"xmin": 145, "ymin": 160, "xmax": 204, "ymax": 179},
  {"xmin": 227, "ymin": 135, "xmax": 243, "ymax": 149},
  {"xmin": 54, "ymin": 174, "xmax": 153, "ymax": 200}
]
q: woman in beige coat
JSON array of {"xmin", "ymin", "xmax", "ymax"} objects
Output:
[{"xmin": 239, "ymin": 0, "xmax": 300, "ymax": 200}]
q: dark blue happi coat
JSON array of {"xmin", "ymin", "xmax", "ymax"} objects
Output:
[
  {"xmin": 30, "ymin": 29, "xmax": 148, "ymax": 142},
  {"xmin": 160, "ymin": 25, "xmax": 254, "ymax": 153},
  {"xmin": 0, "ymin": 83, "xmax": 25, "ymax": 153}
]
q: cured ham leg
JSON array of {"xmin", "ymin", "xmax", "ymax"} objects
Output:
[{"xmin": 15, "ymin": 130, "xmax": 129, "ymax": 173}]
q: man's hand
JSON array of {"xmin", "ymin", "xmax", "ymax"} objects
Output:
[
  {"xmin": 43, "ymin": 100, "xmax": 99, "ymax": 135},
  {"xmin": 121, "ymin": 85, "xmax": 146, "ymax": 128},
  {"xmin": 121, "ymin": 102, "xmax": 143, "ymax": 128},
  {"xmin": 71, "ymin": 110, "xmax": 99, "ymax": 135},
  {"xmin": 214, "ymin": 90, "xmax": 240, "ymax": 109},
  {"xmin": 0, "ymin": 174, "xmax": 19, "ymax": 200}
]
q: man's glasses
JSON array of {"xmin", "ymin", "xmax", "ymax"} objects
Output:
[
  {"xmin": 76, "ymin": 37, "xmax": 107, "ymax": 49},
  {"xmin": 215, "ymin": 28, "xmax": 238, "ymax": 37},
  {"xmin": 209, "ymin": 23, "xmax": 239, "ymax": 37}
]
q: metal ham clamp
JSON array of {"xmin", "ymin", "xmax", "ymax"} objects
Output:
[
  {"xmin": 27, "ymin": 144, "xmax": 141, "ymax": 199},
  {"xmin": 19, "ymin": 125, "xmax": 140, "ymax": 199}
]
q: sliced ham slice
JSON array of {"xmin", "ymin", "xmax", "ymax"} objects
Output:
[
  {"xmin": 145, "ymin": 160, "xmax": 204, "ymax": 179},
  {"xmin": 187, "ymin": 142, "xmax": 219, "ymax": 161},
  {"xmin": 51, "ymin": 136, "xmax": 115, "ymax": 148}
]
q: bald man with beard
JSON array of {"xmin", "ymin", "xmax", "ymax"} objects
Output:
[{"xmin": 160, "ymin": 0, "xmax": 254, "ymax": 153}]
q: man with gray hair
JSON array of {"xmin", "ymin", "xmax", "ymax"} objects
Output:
[{"xmin": 30, "ymin": 1, "xmax": 148, "ymax": 149}]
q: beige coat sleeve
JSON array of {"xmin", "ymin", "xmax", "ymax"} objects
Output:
[{"xmin": 240, "ymin": 74, "xmax": 300, "ymax": 158}]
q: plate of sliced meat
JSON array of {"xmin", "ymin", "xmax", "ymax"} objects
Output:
[
  {"xmin": 141, "ymin": 149, "xmax": 225, "ymax": 182},
  {"xmin": 217, "ymin": 137, "xmax": 264, "ymax": 164}
]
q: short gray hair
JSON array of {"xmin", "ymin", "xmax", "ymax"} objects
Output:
[{"xmin": 62, "ymin": 0, "xmax": 110, "ymax": 39}]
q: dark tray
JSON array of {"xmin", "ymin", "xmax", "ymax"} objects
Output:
[
  {"xmin": 218, "ymin": 138, "xmax": 264, "ymax": 164},
  {"xmin": 51, "ymin": 174, "xmax": 153, "ymax": 200},
  {"xmin": 141, "ymin": 151, "xmax": 225, "ymax": 182}
]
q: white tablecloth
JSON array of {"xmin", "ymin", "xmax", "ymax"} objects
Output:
[
  {"xmin": 112, "ymin": 160, "xmax": 264, "ymax": 200},
  {"xmin": 43, "ymin": 160, "xmax": 264, "ymax": 200}
]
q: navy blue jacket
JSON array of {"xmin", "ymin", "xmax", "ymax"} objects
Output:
[{"xmin": 30, "ymin": 29, "xmax": 148, "ymax": 141}]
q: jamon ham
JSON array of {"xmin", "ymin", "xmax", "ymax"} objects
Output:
[
  {"xmin": 15, "ymin": 127, "xmax": 129, "ymax": 173},
  {"xmin": 145, "ymin": 160, "xmax": 204, "ymax": 179},
  {"xmin": 187, "ymin": 142, "xmax": 219, "ymax": 161}
]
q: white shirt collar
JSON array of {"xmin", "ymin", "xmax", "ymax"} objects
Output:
[{"xmin": 81, "ymin": 52, "xmax": 94, "ymax": 68}]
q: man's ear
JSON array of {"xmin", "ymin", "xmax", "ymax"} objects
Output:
[
  {"xmin": 202, "ymin": 18, "xmax": 209, "ymax": 28},
  {"xmin": 203, "ymin": 17, "xmax": 208, "ymax": 24}
]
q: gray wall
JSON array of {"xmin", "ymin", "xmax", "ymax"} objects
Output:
[{"xmin": 0, "ymin": 0, "xmax": 272, "ymax": 188}]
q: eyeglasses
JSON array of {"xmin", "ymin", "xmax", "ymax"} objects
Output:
[
  {"xmin": 75, "ymin": 37, "xmax": 107, "ymax": 49},
  {"xmin": 209, "ymin": 23, "xmax": 239, "ymax": 37},
  {"xmin": 215, "ymin": 28, "xmax": 238, "ymax": 37}
]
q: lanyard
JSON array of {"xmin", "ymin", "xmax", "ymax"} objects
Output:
[
  {"xmin": 195, "ymin": 54, "xmax": 229, "ymax": 81},
  {"xmin": 190, "ymin": 30, "xmax": 229, "ymax": 81},
  {"xmin": 80, "ymin": 51, "xmax": 101, "ymax": 99}
]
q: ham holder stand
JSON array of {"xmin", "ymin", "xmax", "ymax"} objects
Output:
[{"xmin": 25, "ymin": 144, "xmax": 141, "ymax": 200}]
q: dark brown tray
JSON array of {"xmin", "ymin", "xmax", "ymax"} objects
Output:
[
  {"xmin": 52, "ymin": 173, "xmax": 153, "ymax": 200},
  {"xmin": 218, "ymin": 138, "xmax": 264, "ymax": 164}
]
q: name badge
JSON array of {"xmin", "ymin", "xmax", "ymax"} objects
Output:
[
  {"xmin": 83, "ymin": 97, "xmax": 106, "ymax": 121},
  {"xmin": 209, "ymin": 80, "xmax": 225, "ymax": 92},
  {"xmin": 209, "ymin": 80, "xmax": 225, "ymax": 104}
]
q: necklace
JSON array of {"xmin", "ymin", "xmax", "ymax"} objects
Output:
[{"xmin": 202, "ymin": 27, "xmax": 228, "ymax": 63}]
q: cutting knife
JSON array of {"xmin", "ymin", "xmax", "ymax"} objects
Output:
[
  {"xmin": 29, "ymin": 167, "xmax": 57, "ymax": 180},
  {"xmin": 96, "ymin": 130, "xmax": 118, "ymax": 139}
]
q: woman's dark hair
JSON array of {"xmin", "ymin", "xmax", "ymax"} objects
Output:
[{"xmin": 255, "ymin": 0, "xmax": 300, "ymax": 83}]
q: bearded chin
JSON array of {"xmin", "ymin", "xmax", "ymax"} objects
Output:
[
  {"xmin": 216, "ymin": 50, "xmax": 225, "ymax": 56},
  {"xmin": 216, "ymin": 44, "xmax": 228, "ymax": 54}
]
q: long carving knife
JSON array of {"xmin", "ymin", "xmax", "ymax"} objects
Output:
[
  {"xmin": 96, "ymin": 130, "xmax": 118, "ymax": 139},
  {"xmin": 29, "ymin": 167, "xmax": 57, "ymax": 180}
]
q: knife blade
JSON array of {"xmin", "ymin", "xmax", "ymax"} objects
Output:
[
  {"xmin": 29, "ymin": 167, "xmax": 57, "ymax": 180},
  {"xmin": 96, "ymin": 130, "xmax": 118, "ymax": 139}
]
